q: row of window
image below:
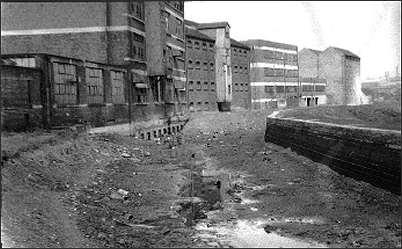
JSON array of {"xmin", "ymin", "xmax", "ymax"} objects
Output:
[
  {"xmin": 52, "ymin": 62, "xmax": 187, "ymax": 106},
  {"xmin": 234, "ymin": 82, "xmax": 249, "ymax": 93},
  {"xmin": 264, "ymin": 86, "xmax": 299, "ymax": 94},
  {"xmin": 264, "ymin": 68, "xmax": 298, "ymax": 78},
  {"xmin": 189, "ymin": 101, "xmax": 215, "ymax": 111},
  {"xmin": 302, "ymin": 85, "xmax": 326, "ymax": 92},
  {"xmin": 188, "ymin": 81, "xmax": 215, "ymax": 91},
  {"xmin": 187, "ymin": 39, "xmax": 214, "ymax": 51},
  {"xmin": 232, "ymin": 48, "xmax": 248, "ymax": 57},
  {"xmin": 263, "ymin": 50, "xmax": 298, "ymax": 61},
  {"xmin": 233, "ymin": 64, "xmax": 248, "ymax": 74},
  {"xmin": 234, "ymin": 82, "xmax": 249, "ymax": 88},
  {"xmin": 165, "ymin": 14, "xmax": 183, "ymax": 37},
  {"xmin": 187, "ymin": 60, "xmax": 214, "ymax": 71},
  {"xmin": 263, "ymin": 58, "xmax": 298, "ymax": 66}
]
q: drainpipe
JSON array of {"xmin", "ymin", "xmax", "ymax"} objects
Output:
[
  {"xmin": 105, "ymin": 1, "xmax": 111, "ymax": 65},
  {"xmin": 127, "ymin": 71, "xmax": 133, "ymax": 136},
  {"xmin": 283, "ymin": 57, "xmax": 286, "ymax": 106}
]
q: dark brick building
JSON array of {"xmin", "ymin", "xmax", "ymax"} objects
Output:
[
  {"xmin": 184, "ymin": 20, "xmax": 250, "ymax": 112},
  {"xmin": 242, "ymin": 39, "xmax": 299, "ymax": 110},
  {"xmin": 230, "ymin": 39, "xmax": 251, "ymax": 109},
  {"xmin": 185, "ymin": 21, "xmax": 217, "ymax": 112},
  {"xmin": 1, "ymin": 1, "xmax": 187, "ymax": 135}
]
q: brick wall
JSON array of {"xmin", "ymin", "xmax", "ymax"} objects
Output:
[
  {"xmin": 1, "ymin": 32, "xmax": 108, "ymax": 64},
  {"xmin": 319, "ymin": 48, "xmax": 344, "ymax": 105},
  {"xmin": 344, "ymin": 56, "xmax": 361, "ymax": 105},
  {"xmin": 231, "ymin": 46, "xmax": 250, "ymax": 109},
  {"xmin": 299, "ymin": 49, "xmax": 319, "ymax": 78},
  {"xmin": 1, "ymin": 65, "xmax": 44, "ymax": 130},
  {"xmin": 186, "ymin": 36, "xmax": 217, "ymax": 112},
  {"xmin": 265, "ymin": 117, "xmax": 401, "ymax": 194}
]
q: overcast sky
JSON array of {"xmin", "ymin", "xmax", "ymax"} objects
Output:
[{"xmin": 185, "ymin": 1, "xmax": 401, "ymax": 80}]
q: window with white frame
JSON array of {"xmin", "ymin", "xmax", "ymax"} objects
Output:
[{"xmin": 134, "ymin": 84, "xmax": 148, "ymax": 104}]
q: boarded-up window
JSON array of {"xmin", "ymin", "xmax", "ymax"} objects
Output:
[
  {"xmin": 164, "ymin": 78, "xmax": 175, "ymax": 103},
  {"xmin": 286, "ymin": 86, "xmax": 297, "ymax": 93},
  {"xmin": 264, "ymin": 86, "xmax": 275, "ymax": 94},
  {"xmin": 276, "ymin": 86, "xmax": 285, "ymax": 93},
  {"xmin": 302, "ymin": 85, "xmax": 314, "ymax": 92},
  {"xmin": 111, "ymin": 71, "xmax": 125, "ymax": 104},
  {"xmin": 86, "ymin": 68, "xmax": 104, "ymax": 104},
  {"xmin": 264, "ymin": 68, "xmax": 284, "ymax": 77},
  {"xmin": 285, "ymin": 69, "xmax": 298, "ymax": 78},
  {"xmin": 315, "ymin": 85, "xmax": 326, "ymax": 92},
  {"xmin": 53, "ymin": 62, "xmax": 77, "ymax": 105}
]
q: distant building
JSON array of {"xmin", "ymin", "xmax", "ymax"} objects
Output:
[
  {"xmin": 185, "ymin": 22, "xmax": 217, "ymax": 112},
  {"xmin": 184, "ymin": 20, "xmax": 250, "ymax": 111},
  {"xmin": 230, "ymin": 39, "xmax": 251, "ymax": 110},
  {"xmin": 242, "ymin": 39, "xmax": 299, "ymax": 110},
  {"xmin": 197, "ymin": 22, "xmax": 233, "ymax": 111},
  {"xmin": 298, "ymin": 48, "xmax": 327, "ymax": 106},
  {"xmin": 318, "ymin": 47, "xmax": 363, "ymax": 105}
]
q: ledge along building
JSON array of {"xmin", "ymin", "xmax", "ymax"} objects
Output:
[
  {"xmin": 242, "ymin": 39, "xmax": 299, "ymax": 110},
  {"xmin": 1, "ymin": 1, "xmax": 188, "ymax": 137}
]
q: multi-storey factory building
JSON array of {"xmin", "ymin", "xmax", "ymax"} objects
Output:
[
  {"xmin": 185, "ymin": 20, "xmax": 217, "ymax": 112},
  {"xmin": 1, "ymin": 1, "xmax": 188, "ymax": 136},
  {"xmin": 185, "ymin": 20, "xmax": 250, "ymax": 111},
  {"xmin": 298, "ymin": 48, "xmax": 327, "ymax": 106},
  {"xmin": 299, "ymin": 46, "xmax": 362, "ymax": 106},
  {"xmin": 318, "ymin": 47, "xmax": 362, "ymax": 105},
  {"xmin": 230, "ymin": 39, "xmax": 251, "ymax": 109},
  {"xmin": 242, "ymin": 39, "xmax": 299, "ymax": 110}
]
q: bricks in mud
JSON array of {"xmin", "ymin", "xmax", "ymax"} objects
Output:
[
  {"xmin": 265, "ymin": 117, "xmax": 401, "ymax": 194},
  {"xmin": 178, "ymin": 172, "xmax": 223, "ymax": 226}
]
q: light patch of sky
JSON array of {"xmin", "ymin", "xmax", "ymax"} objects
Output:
[{"xmin": 184, "ymin": 1, "xmax": 401, "ymax": 79}]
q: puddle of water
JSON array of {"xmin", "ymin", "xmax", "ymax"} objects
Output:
[
  {"xmin": 283, "ymin": 217, "xmax": 326, "ymax": 225},
  {"xmin": 196, "ymin": 219, "xmax": 327, "ymax": 248},
  {"xmin": 240, "ymin": 197, "xmax": 260, "ymax": 205}
]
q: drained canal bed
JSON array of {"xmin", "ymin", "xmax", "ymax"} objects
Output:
[{"xmin": 176, "ymin": 158, "xmax": 328, "ymax": 248}]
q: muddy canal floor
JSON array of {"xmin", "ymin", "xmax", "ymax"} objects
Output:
[{"xmin": 1, "ymin": 110, "xmax": 401, "ymax": 248}]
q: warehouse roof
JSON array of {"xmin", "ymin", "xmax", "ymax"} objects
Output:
[
  {"xmin": 329, "ymin": 46, "xmax": 360, "ymax": 58},
  {"xmin": 198, "ymin": 21, "xmax": 230, "ymax": 29},
  {"xmin": 230, "ymin": 38, "xmax": 250, "ymax": 50},
  {"xmin": 184, "ymin": 19, "xmax": 199, "ymax": 28},
  {"xmin": 241, "ymin": 39, "xmax": 298, "ymax": 51},
  {"xmin": 302, "ymin": 48, "xmax": 322, "ymax": 55},
  {"xmin": 185, "ymin": 27, "xmax": 215, "ymax": 42}
]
